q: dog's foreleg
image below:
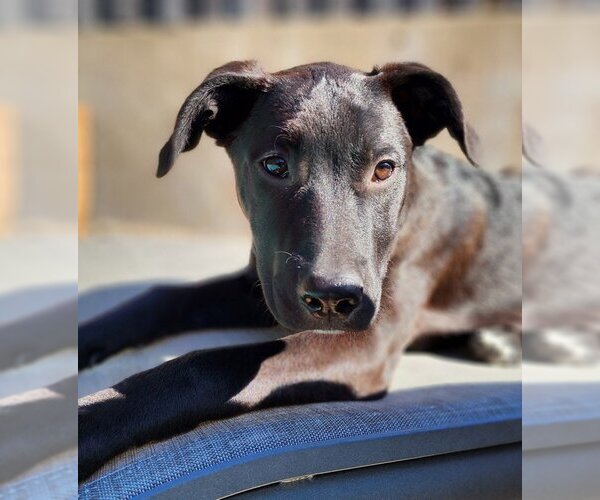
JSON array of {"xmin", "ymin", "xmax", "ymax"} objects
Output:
[
  {"xmin": 78, "ymin": 268, "xmax": 276, "ymax": 369},
  {"xmin": 78, "ymin": 330, "xmax": 389, "ymax": 481}
]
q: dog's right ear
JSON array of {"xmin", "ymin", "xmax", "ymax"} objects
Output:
[
  {"xmin": 157, "ymin": 61, "xmax": 271, "ymax": 178},
  {"xmin": 372, "ymin": 62, "xmax": 481, "ymax": 166}
]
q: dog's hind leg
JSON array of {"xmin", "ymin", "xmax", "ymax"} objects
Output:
[
  {"xmin": 78, "ymin": 266, "xmax": 276, "ymax": 370},
  {"xmin": 468, "ymin": 328, "xmax": 522, "ymax": 365},
  {"xmin": 522, "ymin": 329, "xmax": 600, "ymax": 365}
]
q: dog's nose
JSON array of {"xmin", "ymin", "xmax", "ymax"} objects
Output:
[{"xmin": 300, "ymin": 276, "xmax": 363, "ymax": 318}]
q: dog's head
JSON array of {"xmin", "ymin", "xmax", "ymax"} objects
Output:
[{"xmin": 158, "ymin": 61, "xmax": 476, "ymax": 332}]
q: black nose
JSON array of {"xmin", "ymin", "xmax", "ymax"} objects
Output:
[{"xmin": 300, "ymin": 277, "xmax": 363, "ymax": 318}]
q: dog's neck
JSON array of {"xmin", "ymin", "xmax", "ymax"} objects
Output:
[
  {"xmin": 387, "ymin": 146, "xmax": 496, "ymax": 314},
  {"xmin": 393, "ymin": 146, "xmax": 482, "ymax": 263}
]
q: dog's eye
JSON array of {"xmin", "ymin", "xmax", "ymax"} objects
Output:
[
  {"xmin": 262, "ymin": 156, "xmax": 289, "ymax": 178},
  {"xmin": 373, "ymin": 160, "xmax": 395, "ymax": 182}
]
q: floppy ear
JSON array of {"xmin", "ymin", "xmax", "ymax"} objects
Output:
[
  {"xmin": 157, "ymin": 60, "xmax": 272, "ymax": 177},
  {"xmin": 374, "ymin": 62, "xmax": 480, "ymax": 165}
]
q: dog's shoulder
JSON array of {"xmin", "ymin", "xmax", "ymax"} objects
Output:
[
  {"xmin": 412, "ymin": 144, "xmax": 468, "ymax": 173},
  {"xmin": 412, "ymin": 145, "xmax": 519, "ymax": 210}
]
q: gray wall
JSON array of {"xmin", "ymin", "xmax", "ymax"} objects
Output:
[
  {"xmin": 0, "ymin": 28, "xmax": 78, "ymax": 230},
  {"xmin": 77, "ymin": 0, "xmax": 518, "ymax": 26}
]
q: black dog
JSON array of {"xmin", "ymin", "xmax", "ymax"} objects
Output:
[{"xmin": 79, "ymin": 61, "xmax": 521, "ymax": 480}]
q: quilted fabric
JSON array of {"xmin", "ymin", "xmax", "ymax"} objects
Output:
[{"xmin": 79, "ymin": 382, "xmax": 521, "ymax": 499}]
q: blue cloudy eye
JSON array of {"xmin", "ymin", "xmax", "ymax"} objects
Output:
[{"xmin": 262, "ymin": 156, "xmax": 289, "ymax": 178}]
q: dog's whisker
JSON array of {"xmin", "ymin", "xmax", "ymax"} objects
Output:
[{"xmin": 275, "ymin": 250, "xmax": 304, "ymax": 268}]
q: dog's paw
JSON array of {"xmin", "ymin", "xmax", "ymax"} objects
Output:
[
  {"xmin": 468, "ymin": 329, "xmax": 522, "ymax": 365},
  {"xmin": 523, "ymin": 329, "xmax": 600, "ymax": 365}
]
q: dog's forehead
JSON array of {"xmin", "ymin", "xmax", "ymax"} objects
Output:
[
  {"xmin": 272, "ymin": 62, "xmax": 360, "ymax": 89},
  {"xmin": 264, "ymin": 65, "xmax": 403, "ymax": 149},
  {"xmin": 271, "ymin": 65, "xmax": 372, "ymax": 121}
]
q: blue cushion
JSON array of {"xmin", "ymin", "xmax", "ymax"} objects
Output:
[{"xmin": 79, "ymin": 382, "xmax": 521, "ymax": 499}]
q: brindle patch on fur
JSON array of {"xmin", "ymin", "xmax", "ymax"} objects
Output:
[{"xmin": 427, "ymin": 208, "xmax": 486, "ymax": 309}]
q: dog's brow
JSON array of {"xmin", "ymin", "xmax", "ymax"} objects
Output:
[
  {"xmin": 349, "ymin": 147, "xmax": 370, "ymax": 166},
  {"xmin": 269, "ymin": 125, "xmax": 301, "ymax": 148},
  {"xmin": 349, "ymin": 147, "xmax": 398, "ymax": 167},
  {"xmin": 373, "ymin": 147, "xmax": 398, "ymax": 160}
]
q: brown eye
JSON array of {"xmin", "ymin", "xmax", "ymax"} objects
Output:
[{"xmin": 373, "ymin": 160, "xmax": 395, "ymax": 182}]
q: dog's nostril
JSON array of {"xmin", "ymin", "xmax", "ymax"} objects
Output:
[
  {"xmin": 301, "ymin": 281, "xmax": 363, "ymax": 319},
  {"xmin": 302, "ymin": 294, "xmax": 324, "ymax": 313},
  {"xmin": 333, "ymin": 297, "xmax": 359, "ymax": 316}
]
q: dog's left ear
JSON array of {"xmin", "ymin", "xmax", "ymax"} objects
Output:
[
  {"xmin": 157, "ymin": 60, "xmax": 272, "ymax": 177},
  {"xmin": 373, "ymin": 62, "xmax": 480, "ymax": 165}
]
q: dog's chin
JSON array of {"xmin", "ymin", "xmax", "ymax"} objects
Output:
[{"xmin": 273, "ymin": 310, "xmax": 376, "ymax": 334}]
